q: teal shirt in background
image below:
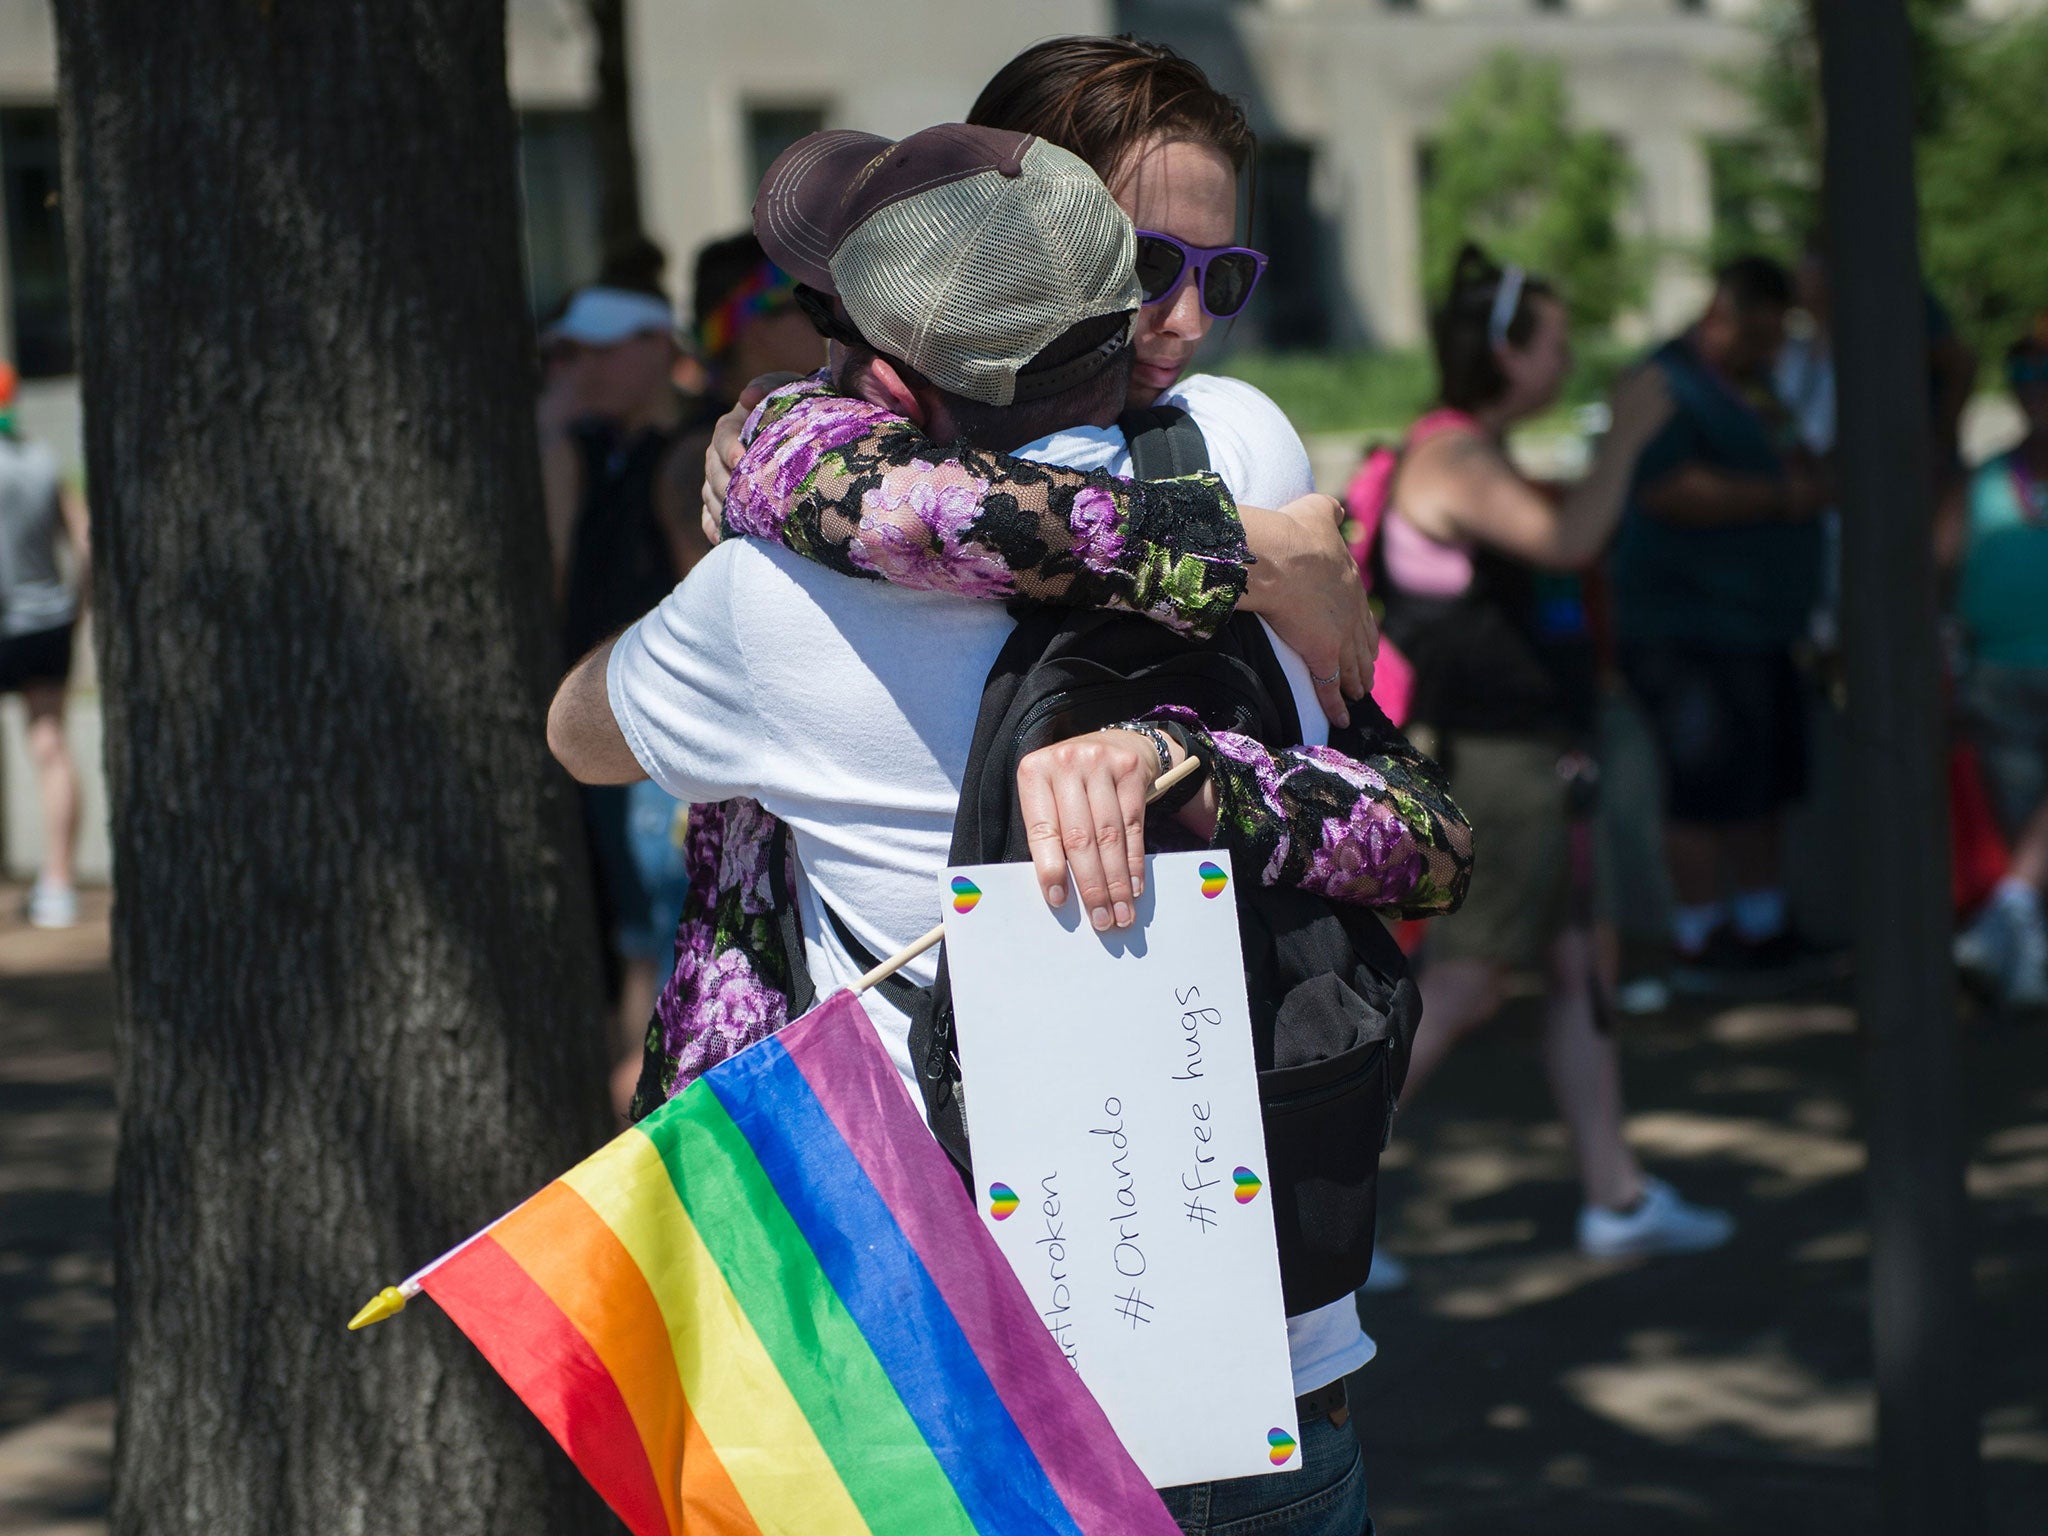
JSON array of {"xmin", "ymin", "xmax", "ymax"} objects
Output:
[
  {"xmin": 1959, "ymin": 449, "xmax": 2048, "ymax": 668},
  {"xmin": 1608, "ymin": 336, "xmax": 1824, "ymax": 653}
]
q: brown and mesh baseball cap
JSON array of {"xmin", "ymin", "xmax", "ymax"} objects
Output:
[{"xmin": 754, "ymin": 123, "xmax": 1140, "ymax": 408}]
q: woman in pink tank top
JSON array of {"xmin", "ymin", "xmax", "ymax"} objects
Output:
[{"xmin": 1351, "ymin": 247, "xmax": 1737, "ymax": 1274}]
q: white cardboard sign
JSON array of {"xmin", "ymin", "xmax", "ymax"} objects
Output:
[{"xmin": 938, "ymin": 849, "xmax": 1298, "ymax": 1488}]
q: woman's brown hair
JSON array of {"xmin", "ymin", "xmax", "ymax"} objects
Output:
[
  {"xmin": 968, "ymin": 34, "xmax": 1255, "ymax": 190},
  {"xmin": 1431, "ymin": 243, "xmax": 1560, "ymax": 413}
]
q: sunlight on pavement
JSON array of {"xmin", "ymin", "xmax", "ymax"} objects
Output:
[
  {"xmin": 1623, "ymin": 1110, "xmax": 1865, "ymax": 1193},
  {"xmin": 1791, "ymin": 1226, "xmax": 1869, "ymax": 1263},
  {"xmin": 1703, "ymin": 1003, "xmax": 1856, "ymax": 1047},
  {"xmin": 0, "ymin": 1397, "xmax": 111, "ymax": 1536},
  {"xmin": 0, "ymin": 890, "xmax": 111, "ymax": 979},
  {"xmin": 1429, "ymin": 1252, "xmax": 1644, "ymax": 1321},
  {"xmin": 1563, "ymin": 1332, "xmax": 1874, "ymax": 1454},
  {"xmin": 1981, "ymin": 1404, "xmax": 2048, "ymax": 1465}
]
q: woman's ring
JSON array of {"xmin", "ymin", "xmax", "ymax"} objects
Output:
[{"xmin": 1313, "ymin": 670, "xmax": 1342, "ymax": 686}]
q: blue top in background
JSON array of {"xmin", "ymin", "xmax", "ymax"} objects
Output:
[
  {"xmin": 1958, "ymin": 450, "xmax": 2048, "ymax": 669},
  {"xmin": 1609, "ymin": 335, "xmax": 1824, "ymax": 653}
]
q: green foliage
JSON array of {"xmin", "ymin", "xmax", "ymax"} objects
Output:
[
  {"xmin": 1215, "ymin": 349, "xmax": 1435, "ymax": 435},
  {"xmin": 1919, "ymin": 16, "xmax": 2048, "ymax": 363},
  {"xmin": 1217, "ymin": 342, "xmax": 1635, "ymax": 437},
  {"xmin": 1719, "ymin": 0, "xmax": 1965, "ymax": 267},
  {"xmin": 1713, "ymin": 1, "xmax": 1822, "ymax": 265},
  {"xmin": 1420, "ymin": 51, "xmax": 1643, "ymax": 332},
  {"xmin": 1714, "ymin": 0, "xmax": 2048, "ymax": 358}
]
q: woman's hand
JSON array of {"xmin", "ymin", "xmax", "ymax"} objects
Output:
[
  {"xmin": 1239, "ymin": 493, "xmax": 1378, "ymax": 728},
  {"xmin": 700, "ymin": 371, "xmax": 805, "ymax": 543},
  {"xmin": 1016, "ymin": 729, "xmax": 1167, "ymax": 933}
]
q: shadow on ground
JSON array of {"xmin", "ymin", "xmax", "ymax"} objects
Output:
[
  {"xmin": 0, "ymin": 887, "xmax": 115, "ymax": 1536},
  {"xmin": 2, "ymin": 892, "xmax": 2043, "ymax": 1533},
  {"xmin": 1354, "ymin": 976, "xmax": 2048, "ymax": 1534}
]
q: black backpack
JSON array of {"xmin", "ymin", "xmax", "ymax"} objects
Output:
[{"xmin": 776, "ymin": 406, "xmax": 1421, "ymax": 1314}]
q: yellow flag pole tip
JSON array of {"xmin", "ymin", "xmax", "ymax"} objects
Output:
[{"xmin": 348, "ymin": 1286, "xmax": 408, "ymax": 1331}]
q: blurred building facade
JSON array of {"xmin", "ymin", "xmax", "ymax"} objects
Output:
[
  {"xmin": 622, "ymin": 0, "xmax": 1768, "ymax": 350},
  {"xmin": 11, "ymin": 0, "xmax": 2048, "ymax": 411},
  {"xmin": 0, "ymin": 0, "xmax": 1888, "ymax": 432}
]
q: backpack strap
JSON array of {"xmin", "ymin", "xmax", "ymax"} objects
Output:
[
  {"xmin": 818, "ymin": 902, "xmax": 920, "ymax": 1017},
  {"xmin": 767, "ymin": 818, "xmax": 818, "ymax": 1018},
  {"xmin": 818, "ymin": 901, "xmax": 973, "ymax": 1181},
  {"xmin": 1116, "ymin": 403, "xmax": 1212, "ymax": 479}
]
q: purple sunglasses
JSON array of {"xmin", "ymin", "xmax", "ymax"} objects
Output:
[{"xmin": 1134, "ymin": 230, "xmax": 1268, "ymax": 319}]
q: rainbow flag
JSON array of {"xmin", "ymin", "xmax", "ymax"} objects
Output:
[{"xmin": 416, "ymin": 990, "xmax": 1178, "ymax": 1536}]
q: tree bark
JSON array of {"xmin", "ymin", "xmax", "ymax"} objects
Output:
[
  {"xmin": 1814, "ymin": 4, "xmax": 1985, "ymax": 1533},
  {"xmin": 586, "ymin": 0, "xmax": 650, "ymax": 271},
  {"xmin": 53, "ymin": 2, "xmax": 617, "ymax": 1532}
]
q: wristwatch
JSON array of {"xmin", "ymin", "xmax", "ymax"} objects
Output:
[{"xmin": 1112, "ymin": 718, "xmax": 1208, "ymax": 813}]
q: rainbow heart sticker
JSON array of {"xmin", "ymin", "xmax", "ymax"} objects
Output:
[
  {"xmin": 987, "ymin": 1183, "xmax": 1019, "ymax": 1220},
  {"xmin": 1198, "ymin": 861, "xmax": 1228, "ymax": 898},
  {"xmin": 1267, "ymin": 1428, "xmax": 1298, "ymax": 1465},
  {"xmin": 951, "ymin": 876, "xmax": 982, "ymax": 914},
  {"xmin": 1232, "ymin": 1166, "xmax": 1262, "ymax": 1204}
]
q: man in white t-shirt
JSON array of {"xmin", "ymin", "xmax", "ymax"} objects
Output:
[{"xmin": 548, "ymin": 123, "xmax": 1384, "ymax": 1519}]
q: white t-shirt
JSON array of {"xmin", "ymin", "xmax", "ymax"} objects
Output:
[{"xmin": 608, "ymin": 371, "xmax": 1372, "ymax": 1392}]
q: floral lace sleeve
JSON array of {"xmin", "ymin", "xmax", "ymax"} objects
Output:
[
  {"xmin": 1149, "ymin": 703, "xmax": 1474, "ymax": 921},
  {"xmin": 722, "ymin": 377, "xmax": 1251, "ymax": 640}
]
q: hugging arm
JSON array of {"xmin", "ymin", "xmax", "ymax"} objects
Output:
[
  {"xmin": 1146, "ymin": 703, "xmax": 1472, "ymax": 920},
  {"xmin": 723, "ymin": 379, "xmax": 1253, "ymax": 639},
  {"xmin": 723, "ymin": 379, "xmax": 1377, "ymax": 719}
]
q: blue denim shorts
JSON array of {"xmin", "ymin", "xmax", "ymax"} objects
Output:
[
  {"xmin": 584, "ymin": 780, "xmax": 691, "ymax": 983},
  {"xmin": 1156, "ymin": 1412, "xmax": 1370, "ymax": 1536}
]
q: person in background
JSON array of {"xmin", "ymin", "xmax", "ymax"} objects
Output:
[
  {"xmin": 667, "ymin": 233, "xmax": 826, "ymax": 552},
  {"xmin": 1609, "ymin": 255, "xmax": 1832, "ymax": 982},
  {"xmin": 540, "ymin": 283, "xmax": 701, "ymax": 618},
  {"xmin": 541, "ymin": 249, "xmax": 825, "ymax": 1113},
  {"xmin": 1777, "ymin": 244, "xmax": 1979, "ymax": 652},
  {"xmin": 0, "ymin": 361, "xmax": 90, "ymax": 929},
  {"xmin": 1952, "ymin": 321, "xmax": 2048, "ymax": 1010},
  {"xmin": 538, "ymin": 280, "xmax": 714, "ymax": 1112},
  {"xmin": 1366, "ymin": 246, "xmax": 1731, "ymax": 1261}
]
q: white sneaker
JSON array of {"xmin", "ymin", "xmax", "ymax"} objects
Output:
[
  {"xmin": 1358, "ymin": 1248, "xmax": 1410, "ymax": 1293},
  {"xmin": 1957, "ymin": 892, "xmax": 2048, "ymax": 1009},
  {"xmin": 26, "ymin": 881, "xmax": 78, "ymax": 930},
  {"xmin": 1616, "ymin": 976, "xmax": 1671, "ymax": 1016},
  {"xmin": 1955, "ymin": 901, "xmax": 2018, "ymax": 992},
  {"xmin": 2007, "ymin": 902, "xmax": 2048, "ymax": 1009},
  {"xmin": 1577, "ymin": 1175, "xmax": 1734, "ymax": 1258}
]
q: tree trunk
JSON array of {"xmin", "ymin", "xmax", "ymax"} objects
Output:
[
  {"xmin": 1814, "ymin": 3, "xmax": 1985, "ymax": 1533},
  {"xmin": 586, "ymin": 0, "xmax": 650, "ymax": 272},
  {"xmin": 53, "ymin": 2, "xmax": 618, "ymax": 1532}
]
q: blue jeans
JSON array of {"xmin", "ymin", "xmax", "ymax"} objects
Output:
[{"xmin": 1156, "ymin": 1413, "xmax": 1371, "ymax": 1535}]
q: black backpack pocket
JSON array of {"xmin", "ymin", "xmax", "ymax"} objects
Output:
[{"xmin": 1258, "ymin": 971, "xmax": 1397, "ymax": 1314}]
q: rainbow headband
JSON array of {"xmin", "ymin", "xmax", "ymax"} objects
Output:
[{"xmin": 697, "ymin": 259, "xmax": 798, "ymax": 359}]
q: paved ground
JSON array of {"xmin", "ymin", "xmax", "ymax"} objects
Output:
[
  {"xmin": 1356, "ymin": 973, "xmax": 2048, "ymax": 1533},
  {"xmin": 0, "ymin": 886, "xmax": 115, "ymax": 1536},
  {"xmin": 1, "ymin": 891, "xmax": 2043, "ymax": 1533}
]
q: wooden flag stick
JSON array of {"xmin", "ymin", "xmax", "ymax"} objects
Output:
[{"xmin": 850, "ymin": 753, "xmax": 1203, "ymax": 995}]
